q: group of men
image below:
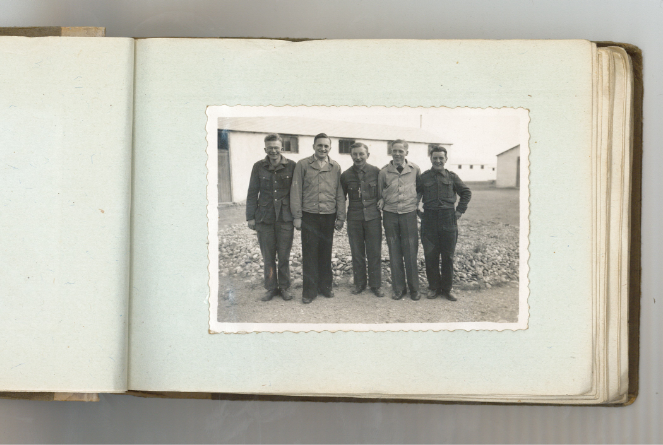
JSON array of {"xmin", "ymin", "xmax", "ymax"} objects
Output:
[{"xmin": 245, "ymin": 132, "xmax": 471, "ymax": 304}]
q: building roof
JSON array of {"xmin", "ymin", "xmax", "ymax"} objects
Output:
[
  {"xmin": 218, "ymin": 116, "xmax": 451, "ymax": 145},
  {"xmin": 496, "ymin": 144, "xmax": 520, "ymax": 157}
]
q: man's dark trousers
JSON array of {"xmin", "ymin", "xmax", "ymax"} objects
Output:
[
  {"xmin": 256, "ymin": 221, "xmax": 294, "ymax": 291},
  {"xmin": 347, "ymin": 218, "xmax": 382, "ymax": 289},
  {"xmin": 383, "ymin": 211, "xmax": 419, "ymax": 294},
  {"xmin": 301, "ymin": 212, "xmax": 336, "ymax": 300},
  {"xmin": 421, "ymin": 208, "xmax": 457, "ymax": 294}
]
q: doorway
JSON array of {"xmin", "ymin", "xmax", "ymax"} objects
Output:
[{"xmin": 218, "ymin": 129, "xmax": 233, "ymax": 202}]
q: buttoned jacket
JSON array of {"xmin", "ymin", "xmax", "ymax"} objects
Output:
[
  {"xmin": 378, "ymin": 160, "xmax": 422, "ymax": 214},
  {"xmin": 340, "ymin": 163, "xmax": 381, "ymax": 221},
  {"xmin": 417, "ymin": 168, "xmax": 472, "ymax": 213},
  {"xmin": 246, "ymin": 155, "xmax": 296, "ymax": 224},
  {"xmin": 290, "ymin": 155, "xmax": 346, "ymax": 221}
]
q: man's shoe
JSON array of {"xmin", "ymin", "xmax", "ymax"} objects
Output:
[
  {"xmin": 370, "ymin": 287, "xmax": 385, "ymax": 298},
  {"xmin": 410, "ymin": 291, "xmax": 420, "ymax": 301},
  {"xmin": 391, "ymin": 290, "xmax": 405, "ymax": 300},
  {"xmin": 442, "ymin": 292, "xmax": 457, "ymax": 301},
  {"xmin": 261, "ymin": 289, "xmax": 279, "ymax": 302},
  {"xmin": 321, "ymin": 290, "xmax": 335, "ymax": 298},
  {"xmin": 281, "ymin": 288, "xmax": 293, "ymax": 301},
  {"xmin": 302, "ymin": 295, "xmax": 314, "ymax": 304},
  {"xmin": 351, "ymin": 285, "xmax": 366, "ymax": 295},
  {"xmin": 426, "ymin": 289, "xmax": 439, "ymax": 299}
]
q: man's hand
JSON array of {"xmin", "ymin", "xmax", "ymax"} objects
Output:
[
  {"xmin": 293, "ymin": 218, "xmax": 302, "ymax": 231},
  {"xmin": 455, "ymin": 211, "xmax": 462, "ymax": 220},
  {"xmin": 377, "ymin": 198, "xmax": 384, "ymax": 211},
  {"xmin": 335, "ymin": 220, "xmax": 344, "ymax": 231},
  {"xmin": 417, "ymin": 202, "xmax": 425, "ymax": 219},
  {"xmin": 247, "ymin": 219, "xmax": 256, "ymax": 230}
]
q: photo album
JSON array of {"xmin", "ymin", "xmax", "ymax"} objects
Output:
[{"xmin": 0, "ymin": 32, "xmax": 639, "ymax": 404}]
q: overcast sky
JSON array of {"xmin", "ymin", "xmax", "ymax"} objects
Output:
[
  {"xmin": 333, "ymin": 111, "xmax": 522, "ymax": 165},
  {"xmin": 219, "ymin": 106, "xmax": 525, "ymax": 165}
]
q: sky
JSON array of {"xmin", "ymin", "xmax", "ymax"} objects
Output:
[
  {"xmin": 329, "ymin": 111, "xmax": 522, "ymax": 165},
  {"xmin": 218, "ymin": 106, "xmax": 525, "ymax": 165}
]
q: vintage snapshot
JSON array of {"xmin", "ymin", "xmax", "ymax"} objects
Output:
[{"xmin": 207, "ymin": 106, "xmax": 529, "ymax": 333}]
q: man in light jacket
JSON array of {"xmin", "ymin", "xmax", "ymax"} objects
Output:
[
  {"xmin": 290, "ymin": 133, "xmax": 346, "ymax": 304},
  {"xmin": 377, "ymin": 139, "xmax": 422, "ymax": 300}
]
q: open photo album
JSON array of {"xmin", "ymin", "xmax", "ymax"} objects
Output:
[{"xmin": 0, "ymin": 35, "xmax": 639, "ymax": 404}]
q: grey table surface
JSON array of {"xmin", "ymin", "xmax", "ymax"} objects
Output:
[{"xmin": 0, "ymin": 0, "xmax": 661, "ymax": 443}]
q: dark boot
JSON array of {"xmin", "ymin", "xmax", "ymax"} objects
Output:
[
  {"xmin": 261, "ymin": 289, "xmax": 279, "ymax": 302},
  {"xmin": 351, "ymin": 285, "xmax": 366, "ymax": 295},
  {"xmin": 280, "ymin": 288, "xmax": 293, "ymax": 301},
  {"xmin": 370, "ymin": 287, "xmax": 385, "ymax": 298}
]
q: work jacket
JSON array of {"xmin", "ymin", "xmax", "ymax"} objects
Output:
[
  {"xmin": 417, "ymin": 168, "xmax": 472, "ymax": 213},
  {"xmin": 340, "ymin": 163, "xmax": 381, "ymax": 221},
  {"xmin": 246, "ymin": 155, "xmax": 296, "ymax": 224},
  {"xmin": 290, "ymin": 155, "xmax": 346, "ymax": 221},
  {"xmin": 378, "ymin": 160, "xmax": 422, "ymax": 214}
]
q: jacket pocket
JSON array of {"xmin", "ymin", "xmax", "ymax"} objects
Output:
[
  {"xmin": 278, "ymin": 174, "xmax": 292, "ymax": 190},
  {"xmin": 440, "ymin": 177, "xmax": 454, "ymax": 199},
  {"xmin": 423, "ymin": 179, "xmax": 437, "ymax": 199},
  {"xmin": 348, "ymin": 182, "xmax": 361, "ymax": 200},
  {"xmin": 260, "ymin": 173, "xmax": 272, "ymax": 189},
  {"xmin": 367, "ymin": 181, "xmax": 377, "ymax": 199}
]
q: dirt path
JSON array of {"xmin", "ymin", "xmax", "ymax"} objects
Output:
[
  {"xmin": 217, "ymin": 278, "xmax": 519, "ymax": 325},
  {"xmin": 216, "ymin": 184, "xmax": 521, "ymax": 326}
]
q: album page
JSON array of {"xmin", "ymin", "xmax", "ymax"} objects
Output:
[
  {"xmin": 129, "ymin": 38, "xmax": 597, "ymax": 400},
  {"xmin": 0, "ymin": 37, "xmax": 134, "ymax": 392}
]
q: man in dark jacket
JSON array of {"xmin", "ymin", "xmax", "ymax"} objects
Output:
[
  {"xmin": 340, "ymin": 142, "xmax": 384, "ymax": 298},
  {"xmin": 246, "ymin": 133, "xmax": 297, "ymax": 301},
  {"xmin": 417, "ymin": 145, "xmax": 472, "ymax": 301}
]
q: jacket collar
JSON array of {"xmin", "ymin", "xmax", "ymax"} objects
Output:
[
  {"xmin": 439, "ymin": 168, "xmax": 450, "ymax": 178},
  {"xmin": 429, "ymin": 167, "xmax": 450, "ymax": 178},
  {"xmin": 262, "ymin": 155, "xmax": 288, "ymax": 170},
  {"xmin": 352, "ymin": 163, "xmax": 368, "ymax": 174}
]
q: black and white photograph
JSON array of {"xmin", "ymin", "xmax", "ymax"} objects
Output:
[{"xmin": 207, "ymin": 106, "xmax": 529, "ymax": 332}]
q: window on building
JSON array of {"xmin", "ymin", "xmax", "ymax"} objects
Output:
[
  {"xmin": 339, "ymin": 139, "xmax": 355, "ymax": 154},
  {"xmin": 470, "ymin": 165, "xmax": 474, "ymax": 169},
  {"xmin": 280, "ymin": 134, "xmax": 299, "ymax": 153},
  {"xmin": 492, "ymin": 167, "xmax": 495, "ymax": 171},
  {"xmin": 481, "ymin": 165, "xmax": 485, "ymax": 169},
  {"xmin": 458, "ymin": 165, "xmax": 462, "ymax": 169}
]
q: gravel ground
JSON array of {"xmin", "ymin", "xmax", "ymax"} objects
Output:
[{"xmin": 216, "ymin": 185, "xmax": 520, "ymax": 324}]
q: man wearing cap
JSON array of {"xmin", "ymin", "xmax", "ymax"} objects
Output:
[
  {"xmin": 246, "ymin": 133, "xmax": 297, "ymax": 302},
  {"xmin": 377, "ymin": 139, "xmax": 422, "ymax": 300},
  {"xmin": 417, "ymin": 145, "xmax": 471, "ymax": 301},
  {"xmin": 340, "ymin": 142, "xmax": 385, "ymax": 298},
  {"xmin": 290, "ymin": 133, "xmax": 346, "ymax": 304}
]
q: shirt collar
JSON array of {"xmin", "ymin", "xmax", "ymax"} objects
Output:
[
  {"xmin": 308, "ymin": 154, "xmax": 332, "ymax": 170},
  {"xmin": 389, "ymin": 159, "xmax": 411, "ymax": 174}
]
